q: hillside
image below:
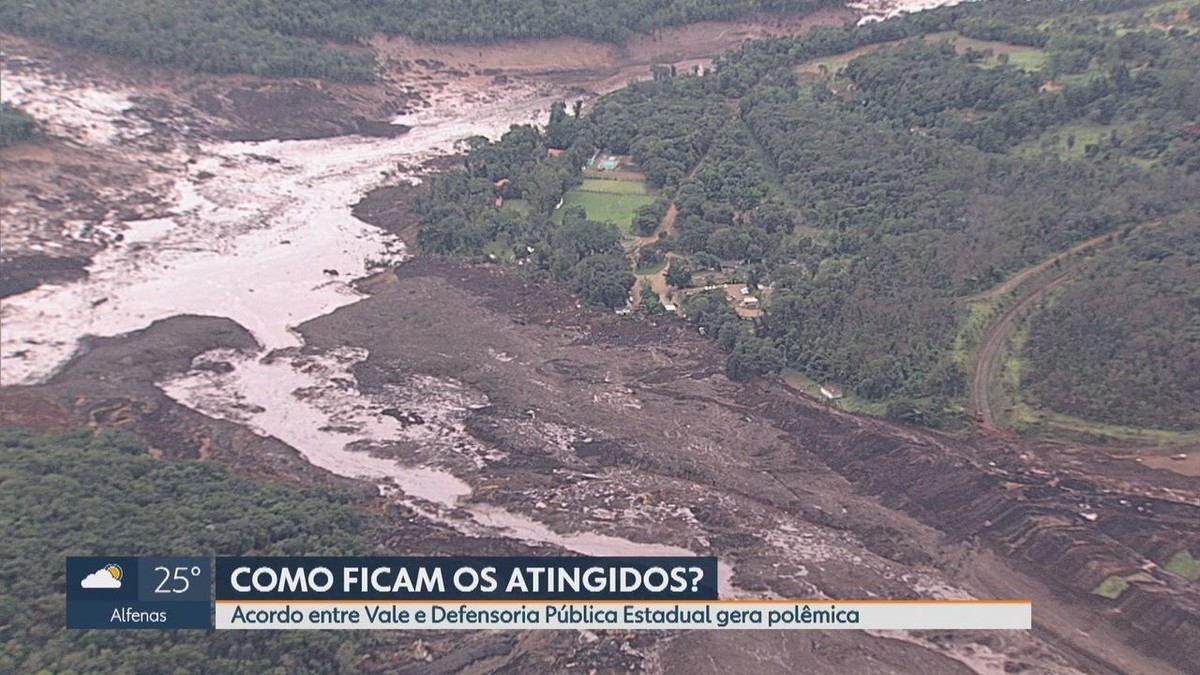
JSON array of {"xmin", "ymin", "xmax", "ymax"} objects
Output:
[
  {"xmin": 410, "ymin": 0, "xmax": 1200, "ymax": 433},
  {"xmin": 0, "ymin": 0, "xmax": 842, "ymax": 81},
  {"xmin": 1023, "ymin": 216, "xmax": 1200, "ymax": 431},
  {"xmin": 0, "ymin": 427, "xmax": 389, "ymax": 673}
]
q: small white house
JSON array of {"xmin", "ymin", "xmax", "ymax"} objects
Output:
[{"xmin": 662, "ymin": 303, "xmax": 678, "ymax": 313}]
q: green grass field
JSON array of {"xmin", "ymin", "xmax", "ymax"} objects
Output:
[
  {"xmin": 634, "ymin": 259, "xmax": 668, "ymax": 275},
  {"xmin": 952, "ymin": 297, "xmax": 1001, "ymax": 368},
  {"xmin": 579, "ymin": 178, "xmax": 652, "ymax": 195},
  {"xmin": 1164, "ymin": 551, "xmax": 1200, "ymax": 581},
  {"xmin": 1093, "ymin": 576, "xmax": 1129, "ymax": 600},
  {"xmin": 500, "ymin": 198, "xmax": 531, "ymax": 215},
  {"xmin": 781, "ymin": 369, "xmax": 888, "ymax": 417},
  {"xmin": 1012, "ymin": 121, "xmax": 1137, "ymax": 161},
  {"xmin": 796, "ymin": 33, "xmax": 1047, "ymax": 78},
  {"xmin": 555, "ymin": 178, "xmax": 656, "ymax": 231},
  {"xmin": 482, "ymin": 240, "xmax": 515, "ymax": 261},
  {"xmin": 922, "ymin": 32, "xmax": 1049, "ymax": 71}
]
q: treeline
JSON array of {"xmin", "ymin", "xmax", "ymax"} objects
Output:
[
  {"xmin": 1023, "ymin": 218, "xmax": 1200, "ymax": 430},
  {"xmin": 0, "ymin": 103, "xmax": 39, "ymax": 147},
  {"xmin": 0, "ymin": 0, "xmax": 840, "ymax": 80},
  {"xmin": 0, "ymin": 427, "xmax": 393, "ymax": 673}
]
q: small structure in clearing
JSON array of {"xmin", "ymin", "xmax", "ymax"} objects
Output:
[{"xmin": 820, "ymin": 385, "xmax": 844, "ymax": 400}]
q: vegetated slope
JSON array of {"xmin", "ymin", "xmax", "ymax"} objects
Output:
[
  {"xmin": 0, "ymin": 427, "xmax": 392, "ymax": 673},
  {"xmin": 409, "ymin": 0, "xmax": 1200, "ymax": 429},
  {"xmin": 1022, "ymin": 216, "xmax": 1200, "ymax": 431},
  {"xmin": 0, "ymin": 102, "xmax": 38, "ymax": 147},
  {"xmin": 0, "ymin": 0, "xmax": 842, "ymax": 81}
]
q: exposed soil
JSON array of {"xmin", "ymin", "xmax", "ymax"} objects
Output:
[
  {"xmin": 352, "ymin": 181, "xmax": 427, "ymax": 245},
  {"xmin": 373, "ymin": 10, "xmax": 856, "ymax": 85},
  {"xmin": 371, "ymin": 9, "xmax": 858, "ymax": 101},
  {"xmin": 4, "ymin": 259, "xmax": 1198, "ymax": 672}
]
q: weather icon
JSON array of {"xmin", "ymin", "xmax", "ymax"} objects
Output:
[{"xmin": 81, "ymin": 563, "xmax": 123, "ymax": 589}]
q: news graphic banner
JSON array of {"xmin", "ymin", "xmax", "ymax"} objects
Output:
[
  {"xmin": 66, "ymin": 557, "xmax": 213, "ymax": 629},
  {"xmin": 67, "ymin": 556, "xmax": 1032, "ymax": 630}
]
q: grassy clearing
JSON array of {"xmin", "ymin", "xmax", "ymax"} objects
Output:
[
  {"xmin": 992, "ymin": 322, "xmax": 1029, "ymax": 429},
  {"xmin": 1093, "ymin": 576, "xmax": 1129, "ymax": 600},
  {"xmin": 578, "ymin": 177, "xmax": 652, "ymax": 195},
  {"xmin": 501, "ymin": 198, "xmax": 531, "ymax": 215},
  {"xmin": 794, "ymin": 41, "xmax": 899, "ymax": 76},
  {"xmin": 634, "ymin": 259, "xmax": 667, "ymax": 275},
  {"xmin": 1097, "ymin": 0, "xmax": 1198, "ymax": 30},
  {"xmin": 1056, "ymin": 65, "xmax": 1109, "ymax": 86},
  {"xmin": 952, "ymin": 297, "xmax": 1001, "ymax": 368},
  {"xmin": 1012, "ymin": 397, "xmax": 1200, "ymax": 447},
  {"xmin": 1164, "ymin": 551, "xmax": 1200, "ymax": 581},
  {"xmin": 923, "ymin": 32, "xmax": 1049, "ymax": 71},
  {"xmin": 781, "ymin": 368, "xmax": 889, "ymax": 417},
  {"xmin": 555, "ymin": 189, "xmax": 656, "ymax": 231},
  {"xmin": 1012, "ymin": 121, "xmax": 1135, "ymax": 161},
  {"xmin": 482, "ymin": 239, "xmax": 514, "ymax": 261}
]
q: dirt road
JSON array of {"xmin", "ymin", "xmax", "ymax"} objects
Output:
[
  {"xmin": 967, "ymin": 224, "xmax": 1163, "ymax": 428},
  {"xmin": 964, "ymin": 230, "xmax": 1114, "ymax": 302},
  {"xmin": 970, "ymin": 271, "xmax": 1069, "ymax": 428}
]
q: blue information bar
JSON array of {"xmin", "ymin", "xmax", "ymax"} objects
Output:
[{"xmin": 66, "ymin": 557, "xmax": 212, "ymax": 629}]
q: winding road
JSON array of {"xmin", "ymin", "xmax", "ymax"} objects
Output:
[{"xmin": 967, "ymin": 226, "xmax": 1152, "ymax": 429}]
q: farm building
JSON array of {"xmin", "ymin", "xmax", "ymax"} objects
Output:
[{"xmin": 820, "ymin": 385, "xmax": 844, "ymax": 400}]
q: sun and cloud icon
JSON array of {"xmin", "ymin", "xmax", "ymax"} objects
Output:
[{"xmin": 81, "ymin": 563, "xmax": 124, "ymax": 589}]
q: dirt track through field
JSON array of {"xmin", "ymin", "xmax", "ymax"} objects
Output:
[{"xmin": 970, "ymin": 272, "xmax": 1069, "ymax": 428}]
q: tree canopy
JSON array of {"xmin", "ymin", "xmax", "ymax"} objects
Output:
[
  {"xmin": 0, "ymin": 103, "xmax": 39, "ymax": 147},
  {"xmin": 0, "ymin": 427, "xmax": 393, "ymax": 673},
  {"xmin": 413, "ymin": 0, "xmax": 1200, "ymax": 428},
  {"xmin": 0, "ymin": 0, "xmax": 841, "ymax": 80}
]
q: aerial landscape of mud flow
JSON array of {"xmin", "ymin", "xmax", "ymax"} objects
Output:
[{"xmin": 1, "ymin": 0, "xmax": 1199, "ymax": 671}]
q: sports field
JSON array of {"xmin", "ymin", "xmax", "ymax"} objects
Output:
[{"xmin": 556, "ymin": 177, "xmax": 656, "ymax": 231}]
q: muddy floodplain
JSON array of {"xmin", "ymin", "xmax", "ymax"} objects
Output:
[{"xmin": 6, "ymin": 260, "xmax": 1196, "ymax": 673}]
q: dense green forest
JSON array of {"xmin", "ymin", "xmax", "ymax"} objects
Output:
[
  {"xmin": 413, "ymin": 0, "xmax": 1200, "ymax": 429},
  {"xmin": 1023, "ymin": 218, "xmax": 1200, "ymax": 430},
  {"xmin": 0, "ymin": 102, "xmax": 39, "ymax": 147},
  {"xmin": 0, "ymin": 0, "xmax": 841, "ymax": 80},
  {"xmin": 0, "ymin": 427, "xmax": 393, "ymax": 673}
]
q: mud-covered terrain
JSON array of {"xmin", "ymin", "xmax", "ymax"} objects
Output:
[
  {"xmin": 2, "ymin": 2, "xmax": 1198, "ymax": 672},
  {"xmin": 4, "ymin": 261, "xmax": 1195, "ymax": 672}
]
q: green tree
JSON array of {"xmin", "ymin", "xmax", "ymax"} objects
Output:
[
  {"xmin": 0, "ymin": 103, "xmax": 38, "ymax": 147},
  {"xmin": 572, "ymin": 254, "xmax": 634, "ymax": 308},
  {"xmin": 665, "ymin": 261, "xmax": 692, "ymax": 288}
]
